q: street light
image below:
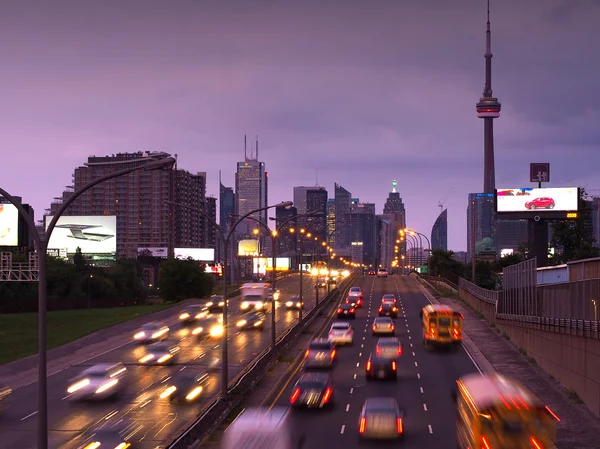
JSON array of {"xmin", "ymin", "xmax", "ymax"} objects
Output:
[
  {"xmin": 405, "ymin": 228, "xmax": 432, "ymax": 276},
  {"xmin": 165, "ymin": 199, "xmax": 293, "ymax": 400},
  {"xmin": 0, "ymin": 155, "xmax": 176, "ymax": 449}
]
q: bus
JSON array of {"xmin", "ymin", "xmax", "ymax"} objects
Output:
[
  {"xmin": 454, "ymin": 373, "xmax": 559, "ymax": 449},
  {"xmin": 419, "ymin": 304, "xmax": 463, "ymax": 349}
]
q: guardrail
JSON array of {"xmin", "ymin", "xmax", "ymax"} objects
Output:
[{"xmin": 165, "ymin": 273, "xmax": 358, "ymax": 448}]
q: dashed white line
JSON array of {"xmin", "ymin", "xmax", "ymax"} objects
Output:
[
  {"xmin": 363, "ymin": 337, "xmax": 365, "ymax": 340},
  {"xmin": 350, "ymin": 387, "xmax": 354, "ymax": 394},
  {"xmin": 408, "ymin": 336, "xmax": 411, "ymax": 340},
  {"xmin": 21, "ymin": 411, "xmax": 37, "ymax": 421},
  {"xmin": 417, "ymin": 373, "xmax": 421, "ymax": 379},
  {"xmin": 420, "ymin": 387, "xmax": 424, "ymax": 393},
  {"xmin": 179, "ymin": 366, "xmax": 187, "ymax": 371},
  {"xmin": 346, "ymin": 404, "xmax": 350, "ymax": 411},
  {"xmin": 356, "ymin": 362, "xmax": 360, "ymax": 367},
  {"xmin": 423, "ymin": 403, "xmax": 428, "ymax": 411},
  {"xmin": 340, "ymin": 425, "xmax": 346, "ymax": 434},
  {"xmin": 410, "ymin": 343, "xmax": 413, "ymax": 348},
  {"xmin": 407, "ymin": 329, "xmax": 410, "ymax": 333},
  {"xmin": 414, "ymin": 361, "xmax": 418, "ymax": 367},
  {"xmin": 428, "ymin": 424, "xmax": 433, "ymax": 434},
  {"xmin": 354, "ymin": 374, "xmax": 357, "ymax": 379},
  {"xmin": 360, "ymin": 344, "xmax": 364, "ymax": 348},
  {"xmin": 359, "ymin": 352, "xmax": 362, "ymax": 357}
]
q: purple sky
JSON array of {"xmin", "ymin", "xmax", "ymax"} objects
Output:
[{"xmin": 1, "ymin": 0, "xmax": 598, "ymax": 251}]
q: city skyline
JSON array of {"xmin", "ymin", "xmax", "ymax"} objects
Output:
[{"xmin": 1, "ymin": 0, "xmax": 598, "ymax": 251}]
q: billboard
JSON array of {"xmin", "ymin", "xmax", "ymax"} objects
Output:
[
  {"xmin": 238, "ymin": 239, "xmax": 260, "ymax": 256},
  {"xmin": 253, "ymin": 257, "xmax": 291, "ymax": 274},
  {"xmin": 174, "ymin": 248, "xmax": 215, "ymax": 261},
  {"xmin": 46, "ymin": 215, "xmax": 117, "ymax": 254},
  {"xmin": 530, "ymin": 163, "xmax": 550, "ymax": 183},
  {"xmin": 138, "ymin": 247, "xmax": 168, "ymax": 258},
  {"xmin": 0, "ymin": 204, "xmax": 19, "ymax": 246},
  {"xmin": 495, "ymin": 188, "xmax": 578, "ymax": 219}
]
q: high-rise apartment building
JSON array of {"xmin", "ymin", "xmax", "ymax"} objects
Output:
[
  {"xmin": 431, "ymin": 209, "xmax": 448, "ymax": 251},
  {"xmin": 235, "ymin": 137, "xmax": 268, "ymax": 236},
  {"xmin": 467, "ymin": 193, "xmax": 495, "ymax": 262},
  {"xmin": 334, "ymin": 183, "xmax": 351, "ymax": 253},
  {"xmin": 205, "ymin": 196, "xmax": 217, "ymax": 249},
  {"xmin": 346, "ymin": 202, "xmax": 377, "ymax": 267},
  {"xmin": 174, "ymin": 170, "xmax": 208, "ymax": 248},
  {"xmin": 275, "ymin": 204, "xmax": 297, "ymax": 257}
]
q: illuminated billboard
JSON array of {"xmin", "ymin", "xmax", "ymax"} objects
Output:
[
  {"xmin": 253, "ymin": 257, "xmax": 291, "ymax": 274},
  {"xmin": 0, "ymin": 204, "xmax": 19, "ymax": 246},
  {"xmin": 495, "ymin": 188, "xmax": 579, "ymax": 219},
  {"xmin": 174, "ymin": 248, "xmax": 215, "ymax": 261},
  {"xmin": 238, "ymin": 239, "xmax": 260, "ymax": 256},
  {"xmin": 138, "ymin": 247, "xmax": 168, "ymax": 258},
  {"xmin": 46, "ymin": 215, "xmax": 117, "ymax": 254}
]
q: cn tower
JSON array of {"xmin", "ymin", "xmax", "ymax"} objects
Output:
[{"xmin": 476, "ymin": 0, "xmax": 501, "ymax": 193}]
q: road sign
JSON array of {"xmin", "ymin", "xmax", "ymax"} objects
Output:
[{"xmin": 530, "ymin": 163, "xmax": 550, "ymax": 183}]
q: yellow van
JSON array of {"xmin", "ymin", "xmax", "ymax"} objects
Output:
[
  {"xmin": 419, "ymin": 304, "xmax": 463, "ymax": 349},
  {"xmin": 454, "ymin": 373, "xmax": 559, "ymax": 449}
]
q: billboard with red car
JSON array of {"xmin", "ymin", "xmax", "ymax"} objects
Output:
[{"xmin": 495, "ymin": 187, "xmax": 578, "ymax": 218}]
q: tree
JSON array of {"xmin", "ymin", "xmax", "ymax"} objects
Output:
[
  {"xmin": 428, "ymin": 249, "xmax": 466, "ymax": 281},
  {"xmin": 73, "ymin": 247, "xmax": 87, "ymax": 271},
  {"xmin": 550, "ymin": 187, "xmax": 600, "ymax": 263},
  {"xmin": 157, "ymin": 258, "xmax": 214, "ymax": 302}
]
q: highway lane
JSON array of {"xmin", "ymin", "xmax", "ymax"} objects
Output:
[
  {"xmin": 0, "ymin": 275, "xmax": 323, "ymax": 449},
  {"xmin": 270, "ymin": 275, "xmax": 481, "ymax": 448}
]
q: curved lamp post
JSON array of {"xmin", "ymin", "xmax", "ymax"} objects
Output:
[
  {"xmin": 165, "ymin": 200, "xmax": 293, "ymax": 400},
  {"xmin": 405, "ymin": 228, "xmax": 432, "ymax": 275},
  {"xmin": 0, "ymin": 156, "xmax": 176, "ymax": 449}
]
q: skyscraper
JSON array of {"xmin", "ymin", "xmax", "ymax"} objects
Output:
[
  {"xmin": 235, "ymin": 136, "xmax": 268, "ymax": 236},
  {"xmin": 219, "ymin": 173, "xmax": 235, "ymax": 234},
  {"xmin": 347, "ymin": 202, "xmax": 377, "ymax": 267},
  {"xmin": 306, "ymin": 188, "xmax": 328, "ymax": 243},
  {"xmin": 174, "ymin": 170, "xmax": 207, "ymax": 248},
  {"xmin": 293, "ymin": 186, "xmax": 312, "ymax": 215},
  {"xmin": 431, "ymin": 209, "xmax": 448, "ymax": 251},
  {"xmin": 205, "ymin": 196, "xmax": 217, "ymax": 249},
  {"xmin": 275, "ymin": 204, "xmax": 297, "ymax": 257},
  {"xmin": 467, "ymin": 193, "xmax": 495, "ymax": 262},
  {"xmin": 326, "ymin": 198, "xmax": 336, "ymax": 248},
  {"xmin": 334, "ymin": 183, "xmax": 351, "ymax": 253},
  {"xmin": 380, "ymin": 180, "xmax": 407, "ymax": 269}
]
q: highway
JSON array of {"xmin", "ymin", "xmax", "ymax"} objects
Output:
[
  {"xmin": 0, "ymin": 275, "xmax": 322, "ymax": 449},
  {"xmin": 269, "ymin": 275, "xmax": 481, "ymax": 448}
]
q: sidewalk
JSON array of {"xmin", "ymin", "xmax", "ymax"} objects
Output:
[{"xmin": 415, "ymin": 276, "xmax": 600, "ymax": 449}]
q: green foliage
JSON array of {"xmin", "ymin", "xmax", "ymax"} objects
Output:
[
  {"xmin": 157, "ymin": 258, "xmax": 214, "ymax": 302},
  {"xmin": 549, "ymin": 188, "xmax": 600, "ymax": 263},
  {"xmin": 73, "ymin": 247, "xmax": 87, "ymax": 271},
  {"xmin": 428, "ymin": 249, "xmax": 465, "ymax": 278}
]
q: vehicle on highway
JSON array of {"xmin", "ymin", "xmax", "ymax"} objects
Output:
[
  {"xmin": 376, "ymin": 337, "xmax": 403, "ymax": 359},
  {"xmin": 347, "ymin": 287, "xmax": 364, "ymax": 305},
  {"xmin": 367, "ymin": 269, "xmax": 376, "ymax": 275},
  {"xmin": 303, "ymin": 338, "xmax": 336, "ymax": 370},
  {"xmin": 420, "ymin": 304, "xmax": 463, "ymax": 349},
  {"xmin": 372, "ymin": 317, "xmax": 395, "ymax": 335},
  {"xmin": 337, "ymin": 303, "xmax": 356, "ymax": 319},
  {"xmin": 344, "ymin": 295, "xmax": 362, "ymax": 308},
  {"xmin": 365, "ymin": 353, "xmax": 397, "ymax": 380},
  {"xmin": 0, "ymin": 383, "xmax": 11, "ymax": 410},
  {"xmin": 327, "ymin": 321, "xmax": 354, "ymax": 345},
  {"xmin": 358, "ymin": 397, "xmax": 404, "ymax": 440},
  {"xmin": 268, "ymin": 287, "xmax": 281, "ymax": 301},
  {"xmin": 377, "ymin": 268, "xmax": 389, "ymax": 277},
  {"xmin": 236, "ymin": 310, "xmax": 265, "ymax": 330},
  {"xmin": 178, "ymin": 304, "xmax": 209, "ymax": 324},
  {"xmin": 78, "ymin": 429, "xmax": 132, "ymax": 449},
  {"xmin": 316, "ymin": 277, "xmax": 328, "ymax": 288},
  {"xmin": 381, "ymin": 294, "xmax": 398, "ymax": 306},
  {"xmin": 285, "ymin": 295, "xmax": 304, "ymax": 309},
  {"xmin": 378, "ymin": 302, "xmax": 398, "ymax": 318},
  {"xmin": 454, "ymin": 373, "xmax": 559, "ymax": 449},
  {"xmin": 159, "ymin": 372, "xmax": 210, "ymax": 403},
  {"xmin": 138, "ymin": 341, "xmax": 180, "ymax": 365},
  {"xmin": 329, "ymin": 271, "xmax": 339, "ymax": 284},
  {"xmin": 206, "ymin": 295, "xmax": 225, "ymax": 312},
  {"xmin": 192, "ymin": 316, "xmax": 224, "ymax": 339},
  {"xmin": 240, "ymin": 282, "xmax": 270, "ymax": 311},
  {"xmin": 221, "ymin": 406, "xmax": 306, "ymax": 449},
  {"xmin": 66, "ymin": 363, "xmax": 128, "ymax": 401},
  {"xmin": 289, "ymin": 372, "xmax": 334, "ymax": 408},
  {"xmin": 133, "ymin": 321, "xmax": 169, "ymax": 343}
]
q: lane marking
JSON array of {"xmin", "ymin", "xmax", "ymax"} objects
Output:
[
  {"xmin": 356, "ymin": 362, "xmax": 360, "ymax": 367},
  {"xmin": 350, "ymin": 387, "xmax": 354, "ymax": 394},
  {"xmin": 346, "ymin": 404, "xmax": 350, "ymax": 411},
  {"xmin": 408, "ymin": 336, "xmax": 411, "ymax": 340},
  {"xmin": 428, "ymin": 424, "xmax": 433, "ymax": 434},
  {"xmin": 417, "ymin": 373, "xmax": 421, "ymax": 379},
  {"xmin": 340, "ymin": 425, "xmax": 345, "ymax": 434},
  {"xmin": 414, "ymin": 361, "xmax": 418, "ymax": 367},
  {"xmin": 359, "ymin": 352, "xmax": 362, "ymax": 357},
  {"xmin": 21, "ymin": 411, "xmax": 37, "ymax": 421},
  {"xmin": 423, "ymin": 403, "xmax": 428, "ymax": 411},
  {"xmin": 412, "ymin": 352, "xmax": 416, "ymax": 356},
  {"xmin": 420, "ymin": 387, "xmax": 424, "ymax": 393},
  {"xmin": 360, "ymin": 344, "xmax": 364, "ymax": 348},
  {"xmin": 410, "ymin": 343, "xmax": 413, "ymax": 347},
  {"xmin": 354, "ymin": 374, "xmax": 357, "ymax": 379}
]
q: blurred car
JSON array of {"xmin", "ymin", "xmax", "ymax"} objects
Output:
[
  {"xmin": 358, "ymin": 397, "xmax": 404, "ymax": 440},
  {"xmin": 285, "ymin": 295, "xmax": 304, "ymax": 309},
  {"xmin": 376, "ymin": 337, "xmax": 403, "ymax": 359},
  {"xmin": 525, "ymin": 197, "xmax": 555, "ymax": 209},
  {"xmin": 365, "ymin": 353, "xmax": 397, "ymax": 381},
  {"xmin": 192, "ymin": 316, "xmax": 224, "ymax": 339},
  {"xmin": 372, "ymin": 317, "xmax": 395, "ymax": 335},
  {"xmin": 159, "ymin": 372, "xmax": 210, "ymax": 403},
  {"xmin": 138, "ymin": 342, "xmax": 180, "ymax": 365},
  {"xmin": 347, "ymin": 287, "xmax": 364, "ymax": 305},
  {"xmin": 316, "ymin": 278, "xmax": 328, "ymax": 288},
  {"xmin": 289, "ymin": 372, "xmax": 334, "ymax": 408},
  {"xmin": 0, "ymin": 383, "xmax": 12, "ymax": 410},
  {"xmin": 178, "ymin": 304, "xmax": 209, "ymax": 324},
  {"xmin": 206, "ymin": 295, "xmax": 226, "ymax": 312},
  {"xmin": 66, "ymin": 363, "xmax": 128, "ymax": 401},
  {"xmin": 367, "ymin": 270, "xmax": 376, "ymax": 276},
  {"xmin": 78, "ymin": 429, "xmax": 132, "ymax": 449},
  {"xmin": 268, "ymin": 288, "xmax": 281, "ymax": 301},
  {"xmin": 337, "ymin": 303, "xmax": 355, "ymax": 319},
  {"xmin": 303, "ymin": 339, "xmax": 336, "ymax": 370},
  {"xmin": 381, "ymin": 294, "xmax": 398, "ymax": 306},
  {"xmin": 378, "ymin": 302, "xmax": 398, "ymax": 318},
  {"xmin": 344, "ymin": 295, "xmax": 362, "ymax": 308},
  {"xmin": 133, "ymin": 321, "xmax": 169, "ymax": 343},
  {"xmin": 377, "ymin": 268, "xmax": 388, "ymax": 278},
  {"xmin": 327, "ymin": 321, "xmax": 354, "ymax": 345},
  {"xmin": 236, "ymin": 311, "xmax": 265, "ymax": 331}
]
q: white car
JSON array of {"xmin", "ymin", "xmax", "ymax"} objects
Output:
[
  {"xmin": 372, "ymin": 317, "xmax": 395, "ymax": 336},
  {"xmin": 138, "ymin": 342, "xmax": 180, "ymax": 365},
  {"xmin": 377, "ymin": 269, "xmax": 389, "ymax": 277},
  {"xmin": 66, "ymin": 363, "xmax": 127, "ymax": 400},
  {"xmin": 328, "ymin": 322, "xmax": 354, "ymax": 345},
  {"xmin": 376, "ymin": 337, "xmax": 403, "ymax": 359},
  {"xmin": 133, "ymin": 321, "xmax": 169, "ymax": 343}
]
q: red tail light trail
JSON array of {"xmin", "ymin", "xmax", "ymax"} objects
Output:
[
  {"xmin": 392, "ymin": 361, "xmax": 397, "ymax": 371},
  {"xmin": 366, "ymin": 361, "xmax": 371, "ymax": 371},
  {"xmin": 396, "ymin": 418, "xmax": 403, "ymax": 433},
  {"xmin": 290, "ymin": 388, "xmax": 301, "ymax": 404},
  {"xmin": 322, "ymin": 388, "xmax": 332, "ymax": 403},
  {"xmin": 359, "ymin": 417, "xmax": 366, "ymax": 433}
]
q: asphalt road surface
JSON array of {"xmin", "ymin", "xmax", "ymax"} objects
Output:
[
  {"xmin": 269, "ymin": 275, "xmax": 481, "ymax": 448},
  {"xmin": 0, "ymin": 275, "xmax": 324, "ymax": 449}
]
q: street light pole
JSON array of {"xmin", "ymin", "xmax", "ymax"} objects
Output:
[{"xmin": 0, "ymin": 156, "xmax": 175, "ymax": 449}]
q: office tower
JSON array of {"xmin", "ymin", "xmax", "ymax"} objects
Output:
[
  {"xmin": 495, "ymin": 219, "xmax": 528, "ymax": 256},
  {"xmin": 235, "ymin": 135, "xmax": 268, "ymax": 235},
  {"xmin": 346, "ymin": 202, "xmax": 377, "ymax": 267},
  {"xmin": 431, "ymin": 209, "xmax": 448, "ymax": 251},
  {"xmin": 275, "ymin": 204, "xmax": 297, "ymax": 257},
  {"xmin": 467, "ymin": 193, "xmax": 495, "ymax": 262},
  {"xmin": 219, "ymin": 175, "xmax": 235, "ymax": 234},
  {"xmin": 293, "ymin": 186, "xmax": 312, "ymax": 215},
  {"xmin": 334, "ymin": 183, "xmax": 351, "ymax": 253},
  {"xmin": 306, "ymin": 188, "xmax": 328, "ymax": 243},
  {"xmin": 381, "ymin": 180, "xmax": 407, "ymax": 268},
  {"xmin": 205, "ymin": 196, "xmax": 217, "ymax": 248},
  {"xmin": 375, "ymin": 215, "xmax": 383, "ymax": 267},
  {"xmin": 46, "ymin": 151, "xmax": 175, "ymax": 259},
  {"xmin": 326, "ymin": 199, "xmax": 336, "ymax": 248}
]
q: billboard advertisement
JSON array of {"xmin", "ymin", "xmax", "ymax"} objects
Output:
[
  {"xmin": 46, "ymin": 215, "xmax": 117, "ymax": 254},
  {"xmin": 238, "ymin": 239, "xmax": 260, "ymax": 256},
  {"xmin": 174, "ymin": 248, "xmax": 215, "ymax": 261},
  {"xmin": 496, "ymin": 188, "xmax": 578, "ymax": 218},
  {"xmin": 138, "ymin": 247, "xmax": 168, "ymax": 258},
  {"xmin": 253, "ymin": 257, "xmax": 291, "ymax": 274},
  {"xmin": 0, "ymin": 204, "xmax": 19, "ymax": 246}
]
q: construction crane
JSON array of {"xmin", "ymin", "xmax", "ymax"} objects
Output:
[{"xmin": 438, "ymin": 187, "xmax": 454, "ymax": 212}]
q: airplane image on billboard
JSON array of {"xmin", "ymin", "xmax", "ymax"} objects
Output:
[
  {"xmin": 55, "ymin": 224, "xmax": 114, "ymax": 242},
  {"xmin": 46, "ymin": 216, "xmax": 117, "ymax": 254}
]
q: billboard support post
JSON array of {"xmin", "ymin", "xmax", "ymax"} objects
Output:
[
  {"xmin": 0, "ymin": 156, "xmax": 176, "ymax": 449},
  {"xmin": 165, "ymin": 200, "xmax": 293, "ymax": 401},
  {"xmin": 529, "ymin": 218, "xmax": 549, "ymax": 268},
  {"xmin": 530, "ymin": 163, "xmax": 550, "ymax": 189}
]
